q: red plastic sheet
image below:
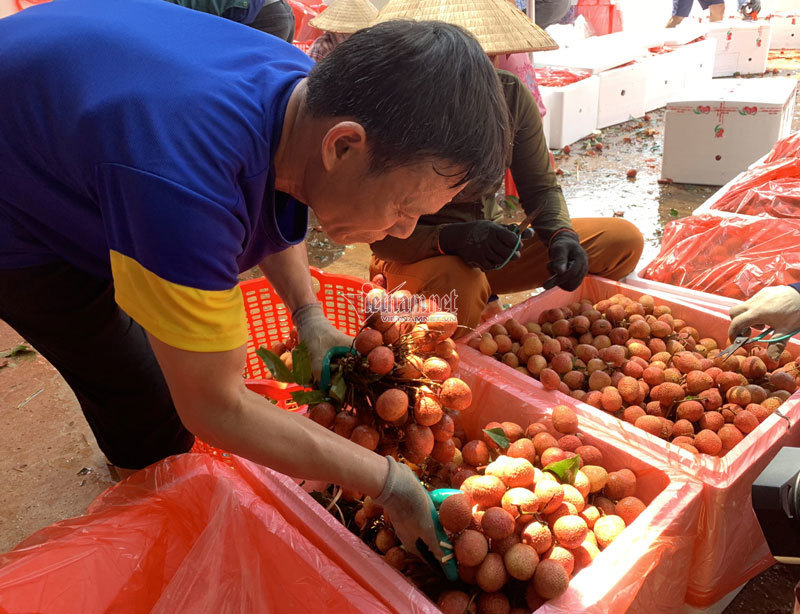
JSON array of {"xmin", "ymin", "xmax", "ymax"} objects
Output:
[
  {"xmin": 710, "ymin": 178, "xmax": 800, "ymax": 218},
  {"xmin": 764, "ymin": 130, "xmax": 800, "ymax": 163},
  {"xmin": 575, "ymin": 0, "xmax": 622, "ymax": 35},
  {"xmin": 534, "ymin": 66, "xmax": 593, "ymax": 87},
  {"xmin": 711, "ymin": 157, "xmax": 800, "ymax": 213},
  {"xmin": 641, "ymin": 214, "xmax": 800, "ymax": 300},
  {"xmin": 461, "ymin": 276, "xmax": 800, "ymax": 606},
  {"xmin": 0, "ymin": 454, "xmax": 404, "ymax": 614}
]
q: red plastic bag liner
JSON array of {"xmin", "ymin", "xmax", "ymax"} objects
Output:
[
  {"xmin": 534, "ymin": 67, "xmax": 592, "ymax": 88},
  {"xmin": 710, "ymin": 157, "xmax": 800, "ymax": 213},
  {"xmin": 710, "ymin": 178, "xmax": 800, "ymax": 218},
  {"xmin": 460, "ymin": 276, "xmax": 800, "ymax": 606},
  {"xmin": 641, "ymin": 214, "xmax": 800, "ymax": 300},
  {"xmin": 764, "ymin": 130, "xmax": 800, "ymax": 162},
  {"xmin": 0, "ymin": 453, "xmax": 412, "ymax": 614},
  {"xmin": 575, "ymin": 0, "xmax": 622, "ymax": 35}
]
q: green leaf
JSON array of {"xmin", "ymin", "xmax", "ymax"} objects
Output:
[
  {"xmin": 669, "ymin": 208, "xmax": 679, "ymax": 217},
  {"xmin": 256, "ymin": 347, "xmax": 295, "ymax": 383},
  {"xmin": 291, "ymin": 389, "xmax": 328, "ymax": 406},
  {"xmin": 329, "ymin": 371, "xmax": 347, "ymax": 403},
  {"xmin": 291, "ymin": 341, "xmax": 313, "ymax": 386},
  {"xmin": 543, "ymin": 454, "xmax": 582, "ymax": 484},
  {"xmin": 482, "ymin": 427, "xmax": 510, "ymax": 450},
  {"xmin": 2, "ymin": 344, "xmax": 35, "ymax": 358}
]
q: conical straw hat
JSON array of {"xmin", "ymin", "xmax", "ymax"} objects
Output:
[
  {"xmin": 376, "ymin": 0, "xmax": 558, "ymax": 55},
  {"xmin": 309, "ymin": 0, "xmax": 379, "ymax": 34}
]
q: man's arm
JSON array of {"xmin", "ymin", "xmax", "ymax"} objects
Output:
[
  {"xmin": 258, "ymin": 242, "xmax": 317, "ymax": 312},
  {"xmin": 148, "ymin": 334, "xmax": 389, "ymax": 494}
]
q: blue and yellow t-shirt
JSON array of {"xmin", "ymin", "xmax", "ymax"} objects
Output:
[{"xmin": 0, "ymin": 0, "xmax": 312, "ymax": 352}]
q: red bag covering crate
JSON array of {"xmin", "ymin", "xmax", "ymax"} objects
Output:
[
  {"xmin": 575, "ymin": 0, "xmax": 623, "ymax": 35},
  {"xmin": 534, "ymin": 66, "xmax": 593, "ymax": 87},
  {"xmin": 459, "ymin": 276, "xmax": 800, "ymax": 606},
  {"xmin": 641, "ymin": 214, "xmax": 800, "ymax": 300},
  {"xmin": 710, "ymin": 178, "xmax": 800, "ymax": 218},
  {"xmin": 764, "ymin": 130, "xmax": 800, "ymax": 163}
]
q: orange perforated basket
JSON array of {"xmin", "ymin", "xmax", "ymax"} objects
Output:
[{"xmin": 240, "ymin": 266, "xmax": 372, "ymax": 382}]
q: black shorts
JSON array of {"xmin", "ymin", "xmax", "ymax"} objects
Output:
[{"xmin": 0, "ymin": 261, "xmax": 195, "ymax": 469}]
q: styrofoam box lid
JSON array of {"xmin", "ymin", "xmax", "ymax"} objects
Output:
[
  {"xmin": 662, "ymin": 23, "xmax": 709, "ymax": 46},
  {"xmin": 666, "ymin": 76, "xmax": 797, "ymax": 107},
  {"xmin": 706, "ymin": 19, "xmax": 761, "ymax": 34},
  {"xmin": 534, "ymin": 32, "xmax": 650, "ymax": 74}
]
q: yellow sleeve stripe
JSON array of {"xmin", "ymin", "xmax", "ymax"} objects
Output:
[{"xmin": 110, "ymin": 250, "xmax": 248, "ymax": 352}]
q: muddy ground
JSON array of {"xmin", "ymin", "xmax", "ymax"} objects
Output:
[{"xmin": 1, "ymin": 53, "xmax": 799, "ymax": 613}]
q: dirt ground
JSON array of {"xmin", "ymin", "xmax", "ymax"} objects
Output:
[{"xmin": 1, "ymin": 53, "xmax": 799, "ymax": 612}]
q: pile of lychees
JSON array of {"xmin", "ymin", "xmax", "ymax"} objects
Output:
[
  {"xmin": 469, "ymin": 294, "xmax": 797, "ymax": 457},
  {"xmin": 358, "ymin": 405, "xmax": 644, "ymax": 613}
]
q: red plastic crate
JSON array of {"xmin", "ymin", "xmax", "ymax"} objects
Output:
[{"xmin": 240, "ymin": 267, "xmax": 371, "ymax": 381}]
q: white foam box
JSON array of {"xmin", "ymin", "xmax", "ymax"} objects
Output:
[
  {"xmin": 534, "ymin": 31, "xmax": 650, "ymax": 74},
  {"xmin": 670, "ymin": 38, "xmax": 716, "ymax": 91},
  {"xmin": 539, "ymin": 75, "xmax": 600, "ymax": 149},
  {"xmin": 661, "ymin": 77, "xmax": 797, "ymax": 185},
  {"xmin": 769, "ymin": 13, "xmax": 800, "ymax": 49},
  {"xmin": 639, "ymin": 51, "xmax": 687, "ymax": 112},
  {"xmin": 706, "ymin": 20, "xmax": 772, "ymax": 75},
  {"xmin": 597, "ymin": 62, "xmax": 647, "ymax": 128}
]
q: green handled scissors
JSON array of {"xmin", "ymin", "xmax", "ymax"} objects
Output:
[
  {"xmin": 416, "ymin": 488, "xmax": 460, "ymax": 582},
  {"xmin": 318, "ymin": 345, "xmax": 357, "ymax": 392},
  {"xmin": 719, "ymin": 327, "xmax": 800, "ymax": 361}
]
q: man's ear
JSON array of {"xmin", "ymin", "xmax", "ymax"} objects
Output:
[{"xmin": 320, "ymin": 121, "xmax": 367, "ymax": 172}]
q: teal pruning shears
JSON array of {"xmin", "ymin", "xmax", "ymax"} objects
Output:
[
  {"xmin": 718, "ymin": 327, "xmax": 800, "ymax": 361},
  {"xmin": 319, "ymin": 345, "xmax": 356, "ymax": 392},
  {"xmin": 420, "ymin": 488, "xmax": 460, "ymax": 582}
]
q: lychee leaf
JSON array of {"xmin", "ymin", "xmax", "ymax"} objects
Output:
[
  {"xmin": 543, "ymin": 454, "xmax": 582, "ymax": 484},
  {"xmin": 482, "ymin": 427, "xmax": 510, "ymax": 450},
  {"xmin": 291, "ymin": 389, "xmax": 328, "ymax": 406},
  {"xmin": 256, "ymin": 347, "xmax": 295, "ymax": 383},
  {"xmin": 330, "ymin": 371, "xmax": 347, "ymax": 403},
  {"xmin": 291, "ymin": 341, "xmax": 313, "ymax": 386}
]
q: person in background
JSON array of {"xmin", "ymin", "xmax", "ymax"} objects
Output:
[
  {"xmin": 306, "ymin": 0, "xmax": 377, "ymax": 61},
  {"xmin": 0, "ymin": 0, "xmax": 510, "ymax": 561},
  {"xmin": 534, "ymin": 0, "xmax": 571, "ymax": 28},
  {"xmin": 165, "ymin": 0, "xmax": 296, "ymax": 41},
  {"xmin": 369, "ymin": 0, "xmax": 643, "ymax": 328},
  {"xmin": 667, "ymin": 0, "xmax": 724, "ymax": 27}
]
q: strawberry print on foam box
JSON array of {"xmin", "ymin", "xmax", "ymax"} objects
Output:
[
  {"xmin": 705, "ymin": 20, "xmax": 773, "ymax": 76},
  {"xmin": 661, "ymin": 77, "xmax": 797, "ymax": 186}
]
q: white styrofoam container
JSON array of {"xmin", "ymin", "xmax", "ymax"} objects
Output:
[
  {"xmin": 706, "ymin": 20, "xmax": 772, "ymax": 76},
  {"xmin": 533, "ymin": 32, "xmax": 649, "ymax": 74},
  {"xmin": 539, "ymin": 75, "xmax": 600, "ymax": 149},
  {"xmin": 640, "ymin": 51, "xmax": 688, "ymax": 112},
  {"xmin": 597, "ymin": 62, "xmax": 647, "ymax": 128},
  {"xmin": 662, "ymin": 23, "xmax": 711, "ymax": 46},
  {"xmin": 769, "ymin": 13, "xmax": 800, "ymax": 50},
  {"xmin": 670, "ymin": 39, "xmax": 716, "ymax": 92},
  {"xmin": 661, "ymin": 77, "xmax": 797, "ymax": 185},
  {"xmin": 737, "ymin": 23, "xmax": 773, "ymax": 74}
]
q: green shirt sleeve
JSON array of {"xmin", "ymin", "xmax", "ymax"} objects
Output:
[{"xmin": 501, "ymin": 71, "xmax": 573, "ymax": 243}]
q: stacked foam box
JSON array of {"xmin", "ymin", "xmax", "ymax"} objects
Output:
[
  {"xmin": 705, "ymin": 20, "xmax": 773, "ymax": 76},
  {"xmin": 539, "ymin": 76, "xmax": 601, "ymax": 150},
  {"xmin": 460, "ymin": 275, "xmax": 800, "ymax": 610},
  {"xmin": 769, "ymin": 12, "xmax": 800, "ymax": 49},
  {"xmin": 661, "ymin": 77, "xmax": 797, "ymax": 185}
]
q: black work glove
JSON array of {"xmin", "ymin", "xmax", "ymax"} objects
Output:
[
  {"xmin": 438, "ymin": 221, "xmax": 533, "ymax": 272},
  {"xmin": 739, "ymin": 0, "xmax": 760, "ymax": 15},
  {"xmin": 546, "ymin": 230, "xmax": 589, "ymax": 291}
]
